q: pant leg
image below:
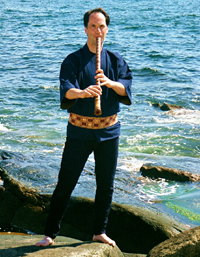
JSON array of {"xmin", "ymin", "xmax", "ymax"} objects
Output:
[
  {"xmin": 93, "ymin": 137, "xmax": 119, "ymax": 235},
  {"xmin": 44, "ymin": 137, "xmax": 93, "ymax": 239}
]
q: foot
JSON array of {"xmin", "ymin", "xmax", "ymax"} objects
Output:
[
  {"xmin": 35, "ymin": 236, "xmax": 54, "ymax": 247},
  {"xmin": 92, "ymin": 234, "xmax": 116, "ymax": 247}
]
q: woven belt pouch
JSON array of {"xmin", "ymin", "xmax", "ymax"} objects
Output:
[{"xmin": 69, "ymin": 113, "xmax": 118, "ymax": 129}]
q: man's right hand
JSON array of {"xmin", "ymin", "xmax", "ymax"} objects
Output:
[
  {"xmin": 65, "ymin": 86, "xmax": 102, "ymax": 100},
  {"xmin": 82, "ymin": 85, "xmax": 102, "ymax": 98}
]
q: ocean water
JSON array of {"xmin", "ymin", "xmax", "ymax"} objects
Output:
[{"xmin": 0, "ymin": 0, "xmax": 200, "ymax": 227}]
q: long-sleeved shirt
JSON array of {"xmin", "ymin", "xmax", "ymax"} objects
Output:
[{"xmin": 60, "ymin": 44, "xmax": 132, "ymax": 141}]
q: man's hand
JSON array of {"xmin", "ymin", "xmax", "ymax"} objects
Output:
[
  {"xmin": 65, "ymin": 69, "xmax": 127, "ymax": 100},
  {"xmin": 65, "ymin": 85, "xmax": 102, "ymax": 100},
  {"xmin": 82, "ymin": 85, "xmax": 102, "ymax": 98},
  {"xmin": 95, "ymin": 69, "xmax": 127, "ymax": 96},
  {"xmin": 95, "ymin": 69, "xmax": 114, "ymax": 88}
]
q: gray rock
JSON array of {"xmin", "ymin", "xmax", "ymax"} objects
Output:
[
  {"xmin": 0, "ymin": 234, "xmax": 123, "ymax": 257},
  {"xmin": 140, "ymin": 164, "xmax": 200, "ymax": 182},
  {"xmin": 0, "ymin": 158, "xmax": 190, "ymax": 255},
  {"xmin": 147, "ymin": 226, "xmax": 200, "ymax": 257}
]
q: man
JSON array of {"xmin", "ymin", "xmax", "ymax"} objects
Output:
[{"xmin": 36, "ymin": 7, "xmax": 132, "ymax": 247}]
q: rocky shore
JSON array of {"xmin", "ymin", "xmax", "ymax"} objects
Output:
[{"xmin": 1, "ymin": 150, "xmax": 200, "ymax": 256}]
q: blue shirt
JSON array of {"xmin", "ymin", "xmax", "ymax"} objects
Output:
[{"xmin": 60, "ymin": 44, "xmax": 132, "ymax": 141}]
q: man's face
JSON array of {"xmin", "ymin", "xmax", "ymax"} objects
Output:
[{"xmin": 85, "ymin": 12, "xmax": 108, "ymax": 46}]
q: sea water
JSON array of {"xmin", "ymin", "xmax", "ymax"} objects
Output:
[{"xmin": 0, "ymin": 0, "xmax": 200, "ymax": 227}]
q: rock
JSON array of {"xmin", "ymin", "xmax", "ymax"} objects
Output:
[
  {"xmin": 160, "ymin": 102, "xmax": 184, "ymax": 111},
  {"xmin": 106, "ymin": 203, "xmax": 187, "ymax": 254},
  {"xmin": 147, "ymin": 226, "xmax": 200, "ymax": 257},
  {"xmin": 124, "ymin": 254, "xmax": 147, "ymax": 257},
  {"xmin": 0, "ymin": 234, "xmax": 124, "ymax": 257},
  {"xmin": 151, "ymin": 103, "xmax": 161, "ymax": 108},
  {"xmin": 0, "ymin": 167, "xmax": 49, "ymax": 205},
  {"xmin": 0, "ymin": 150, "xmax": 18, "ymax": 160},
  {"xmin": 151, "ymin": 102, "xmax": 184, "ymax": 111},
  {"xmin": 0, "ymin": 167, "xmax": 189, "ymax": 254},
  {"xmin": 140, "ymin": 164, "xmax": 200, "ymax": 182},
  {"xmin": 0, "ymin": 189, "xmax": 22, "ymax": 229},
  {"xmin": 0, "ymin": 154, "xmax": 191, "ymax": 255}
]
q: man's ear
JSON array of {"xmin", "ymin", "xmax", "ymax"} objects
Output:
[{"xmin": 84, "ymin": 26, "xmax": 88, "ymax": 35}]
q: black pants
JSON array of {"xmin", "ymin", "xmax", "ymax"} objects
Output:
[{"xmin": 44, "ymin": 136, "xmax": 119, "ymax": 239}]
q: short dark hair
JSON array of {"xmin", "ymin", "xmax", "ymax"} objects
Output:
[{"xmin": 84, "ymin": 8, "xmax": 110, "ymax": 28}]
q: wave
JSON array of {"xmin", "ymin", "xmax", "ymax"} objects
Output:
[
  {"xmin": 147, "ymin": 52, "xmax": 173, "ymax": 59},
  {"xmin": 154, "ymin": 108, "xmax": 200, "ymax": 125},
  {"xmin": 0, "ymin": 124, "xmax": 9, "ymax": 132},
  {"xmin": 40, "ymin": 85, "xmax": 59, "ymax": 91},
  {"xmin": 168, "ymin": 109, "xmax": 200, "ymax": 125},
  {"xmin": 134, "ymin": 67, "xmax": 166, "ymax": 76}
]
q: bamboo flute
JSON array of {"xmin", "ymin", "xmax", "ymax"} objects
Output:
[{"xmin": 94, "ymin": 37, "xmax": 102, "ymax": 116}]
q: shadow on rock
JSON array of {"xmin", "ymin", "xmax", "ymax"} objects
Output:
[{"xmin": 0, "ymin": 234, "xmax": 123, "ymax": 257}]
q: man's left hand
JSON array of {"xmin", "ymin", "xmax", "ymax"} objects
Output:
[
  {"xmin": 94, "ymin": 69, "xmax": 127, "ymax": 96},
  {"xmin": 95, "ymin": 69, "xmax": 114, "ymax": 88}
]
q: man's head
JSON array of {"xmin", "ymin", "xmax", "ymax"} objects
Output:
[
  {"xmin": 84, "ymin": 8, "xmax": 110, "ymax": 28},
  {"xmin": 84, "ymin": 8, "xmax": 109, "ymax": 52}
]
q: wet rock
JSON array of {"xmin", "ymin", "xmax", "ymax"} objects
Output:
[
  {"xmin": 151, "ymin": 103, "xmax": 161, "ymax": 108},
  {"xmin": 1, "ymin": 151, "xmax": 195, "ymax": 255},
  {"xmin": 0, "ymin": 150, "xmax": 18, "ymax": 160},
  {"xmin": 0, "ymin": 167, "xmax": 47, "ymax": 205},
  {"xmin": 0, "ymin": 150, "xmax": 26, "ymax": 162},
  {"xmin": 152, "ymin": 102, "xmax": 187, "ymax": 111},
  {"xmin": 0, "ymin": 165, "xmax": 189, "ymax": 255},
  {"xmin": 140, "ymin": 164, "xmax": 200, "ymax": 182},
  {"xmin": 147, "ymin": 226, "xmax": 200, "ymax": 257},
  {"xmin": 159, "ymin": 102, "xmax": 184, "ymax": 111}
]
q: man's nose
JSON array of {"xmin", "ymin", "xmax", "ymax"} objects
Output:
[{"xmin": 96, "ymin": 27, "xmax": 101, "ymax": 35}]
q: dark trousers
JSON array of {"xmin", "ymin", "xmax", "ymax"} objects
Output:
[{"xmin": 44, "ymin": 136, "xmax": 119, "ymax": 239}]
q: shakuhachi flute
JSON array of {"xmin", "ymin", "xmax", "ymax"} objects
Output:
[{"xmin": 94, "ymin": 37, "xmax": 102, "ymax": 116}]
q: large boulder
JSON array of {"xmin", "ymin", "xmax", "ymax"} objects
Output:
[
  {"xmin": 0, "ymin": 234, "xmax": 124, "ymax": 257},
  {"xmin": 140, "ymin": 164, "xmax": 200, "ymax": 182},
  {"xmin": 147, "ymin": 226, "xmax": 200, "ymax": 257},
  {"xmin": 0, "ymin": 166, "xmax": 189, "ymax": 255}
]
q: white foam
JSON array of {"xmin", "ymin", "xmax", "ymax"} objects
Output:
[
  {"xmin": 169, "ymin": 109, "xmax": 200, "ymax": 125},
  {"xmin": 0, "ymin": 123, "xmax": 9, "ymax": 131},
  {"xmin": 155, "ymin": 109, "xmax": 200, "ymax": 125},
  {"xmin": 118, "ymin": 156, "xmax": 144, "ymax": 172}
]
